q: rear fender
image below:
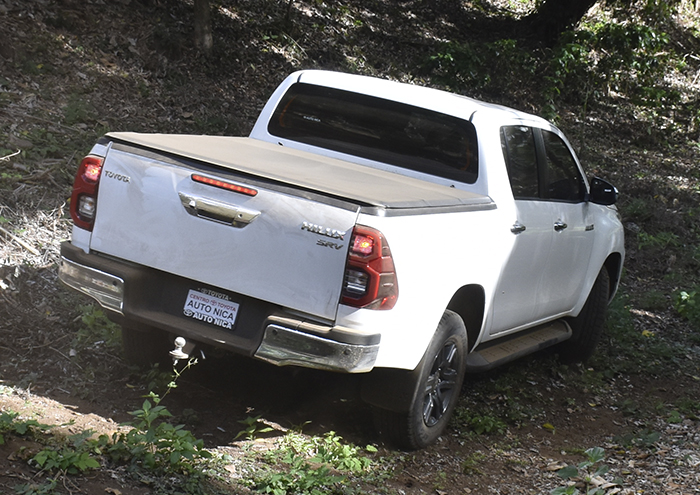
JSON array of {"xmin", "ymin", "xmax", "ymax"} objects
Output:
[{"xmin": 447, "ymin": 285, "xmax": 485, "ymax": 353}]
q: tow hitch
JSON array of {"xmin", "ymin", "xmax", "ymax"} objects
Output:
[{"xmin": 170, "ymin": 336, "xmax": 202, "ymax": 364}]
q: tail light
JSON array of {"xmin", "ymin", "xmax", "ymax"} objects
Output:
[
  {"xmin": 70, "ymin": 155, "xmax": 104, "ymax": 231},
  {"xmin": 341, "ymin": 225, "xmax": 398, "ymax": 310}
]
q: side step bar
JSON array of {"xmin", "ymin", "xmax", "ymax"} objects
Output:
[{"xmin": 465, "ymin": 320, "xmax": 571, "ymax": 372}]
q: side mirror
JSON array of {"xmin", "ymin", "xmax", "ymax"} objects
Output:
[{"xmin": 588, "ymin": 177, "xmax": 618, "ymax": 206}]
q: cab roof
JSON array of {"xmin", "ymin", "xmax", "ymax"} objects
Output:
[{"xmin": 293, "ymin": 70, "xmax": 550, "ymax": 128}]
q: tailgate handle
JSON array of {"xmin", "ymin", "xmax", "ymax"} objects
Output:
[{"xmin": 178, "ymin": 192, "xmax": 260, "ymax": 227}]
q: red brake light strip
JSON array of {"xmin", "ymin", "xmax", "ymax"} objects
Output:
[{"xmin": 191, "ymin": 174, "xmax": 258, "ymax": 197}]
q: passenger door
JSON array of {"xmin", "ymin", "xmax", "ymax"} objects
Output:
[
  {"xmin": 490, "ymin": 125, "xmax": 594, "ymax": 335},
  {"xmin": 490, "ymin": 126, "xmax": 553, "ymax": 333},
  {"xmin": 537, "ymin": 129, "xmax": 595, "ymax": 316}
]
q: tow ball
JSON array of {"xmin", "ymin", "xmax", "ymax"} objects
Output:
[{"xmin": 170, "ymin": 336, "xmax": 203, "ymax": 365}]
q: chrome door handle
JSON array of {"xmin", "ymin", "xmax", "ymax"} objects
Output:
[
  {"xmin": 179, "ymin": 192, "xmax": 260, "ymax": 227},
  {"xmin": 511, "ymin": 221, "xmax": 526, "ymax": 234},
  {"xmin": 554, "ymin": 221, "xmax": 568, "ymax": 232}
]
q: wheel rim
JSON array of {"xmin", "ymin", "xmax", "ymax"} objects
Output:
[{"xmin": 422, "ymin": 340, "xmax": 459, "ymax": 427}]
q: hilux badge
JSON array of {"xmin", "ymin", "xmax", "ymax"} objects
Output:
[{"xmin": 301, "ymin": 221, "xmax": 346, "ymax": 240}]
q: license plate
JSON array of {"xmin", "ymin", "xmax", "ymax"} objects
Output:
[{"xmin": 182, "ymin": 289, "xmax": 239, "ymax": 330}]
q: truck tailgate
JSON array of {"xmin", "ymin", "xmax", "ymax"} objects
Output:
[{"xmin": 89, "ymin": 142, "xmax": 360, "ymax": 322}]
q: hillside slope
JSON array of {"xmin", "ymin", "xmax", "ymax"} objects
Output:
[{"xmin": 1, "ymin": 1, "xmax": 700, "ymax": 494}]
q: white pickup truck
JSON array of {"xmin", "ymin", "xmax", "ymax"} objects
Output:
[{"xmin": 59, "ymin": 70, "xmax": 624, "ymax": 449}]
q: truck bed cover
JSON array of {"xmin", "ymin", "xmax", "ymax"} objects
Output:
[{"xmin": 107, "ymin": 133, "xmax": 495, "ymax": 213}]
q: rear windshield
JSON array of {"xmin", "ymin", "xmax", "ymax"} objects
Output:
[{"xmin": 268, "ymin": 83, "xmax": 479, "ymax": 184}]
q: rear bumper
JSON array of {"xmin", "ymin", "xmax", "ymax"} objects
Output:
[
  {"xmin": 59, "ymin": 255, "xmax": 125, "ymax": 314},
  {"xmin": 255, "ymin": 320, "xmax": 379, "ymax": 372},
  {"xmin": 58, "ymin": 241, "xmax": 379, "ymax": 373}
]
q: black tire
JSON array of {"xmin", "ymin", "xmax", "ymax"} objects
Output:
[
  {"xmin": 121, "ymin": 324, "xmax": 172, "ymax": 368},
  {"xmin": 374, "ymin": 310, "xmax": 468, "ymax": 450},
  {"xmin": 558, "ymin": 267, "xmax": 610, "ymax": 363}
]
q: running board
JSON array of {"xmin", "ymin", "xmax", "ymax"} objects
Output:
[{"xmin": 465, "ymin": 320, "xmax": 572, "ymax": 372}]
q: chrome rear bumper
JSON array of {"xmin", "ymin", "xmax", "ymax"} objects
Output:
[
  {"xmin": 59, "ymin": 256, "xmax": 125, "ymax": 314},
  {"xmin": 255, "ymin": 324, "xmax": 379, "ymax": 373}
]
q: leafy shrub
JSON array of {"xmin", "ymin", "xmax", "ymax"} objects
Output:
[
  {"xmin": 236, "ymin": 415, "xmax": 275, "ymax": 440},
  {"xmin": 253, "ymin": 431, "xmax": 377, "ymax": 494},
  {"xmin": 73, "ymin": 303, "xmax": 122, "ymax": 352},
  {"xmin": 424, "ymin": 39, "xmax": 536, "ymax": 95},
  {"xmin": 551, "ymin": 447, "xmax": 622, "ymax": 495},
  {"xmin": 675, "ymin": 289, "xmax": 700, "ymax": 327},
  {"xmin": 0, "ymin": 411, "xmax": 51, "ymax": 445},
  {"xmin": 544, "ymin": 19, "xmax": 676, "ymax": 119},
  {"xmin": 33, "ymin": 441, "xmax": 101, "ymax": 474},
  {"xmin": 466, "ymin": 413, "xmax": 507, "ymax": 435}
]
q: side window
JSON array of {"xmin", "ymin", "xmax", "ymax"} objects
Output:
[
  {"xmin": 542, "ymin": 130, "xmax": 585, "ymax": 202},
  {"xmin": 500, "ymin": 126, "xmax": 538, "ymax": 199}
]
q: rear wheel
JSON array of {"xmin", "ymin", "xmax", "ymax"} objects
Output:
[
  {"xmin": 558, "ymin": 267, "xmax": 610, "ymax": 363},
  {"xmin": 121, "ymin": 324, "xmax": 172, "ymax": 368},
  {"xmin": 374, "ymin": 310, "xmax": 468, "ymax": 450}
]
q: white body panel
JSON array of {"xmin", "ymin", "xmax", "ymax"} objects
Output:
[
  {"xmin": 90, "ymin": 146, "xmax": 359, "ymax": 321},
  {"xmin": 336, "ymin": 208, "xmax": 511, "ymax": 369}
]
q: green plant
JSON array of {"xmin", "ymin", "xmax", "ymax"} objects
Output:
[
  {"xmin": 33, "ymin": 431, "xmax": 101, "ymax": 474},
  {"xmin": 0, "ymin": 411, "xmax": 51, "ymax": 445},
  {"xmin": 424, "ymin": 38, "xmax": 536, "ymax": 95},
  {"xmin": 551, "ymin": 447, "xmax": 621, "ymax": 495},
  {"xmin": 254, "ymin": 452, "xmax": 345, "ymax": 495},
  {"xmin": 143, "ymin": 363, "xmax": 177, "ymax": 395},
  {"xmin": 614, "ymin": 429, "xmax": 661, "ymax": 450},
  {"xmin": 104, "ymin": 396, "xmax": 210, "ymax": 473},
  {"xmin": 637, "ymin": 231, "xmax": 680, "ymax": 250},
  {"xmin": 543, "ymin": 16, "xmax": 680, "ymax": 119},
  {"xmin": 1, "ymin": 364, "xmax": 216, "ymax": 493},
  {"xmin": 0, "ymin": 412, "xmax": 101, "ymax": 476},
  {"xmin": 104, "ymin": 359, "xmax": 211, "ymax": 474},
  {"xmin": 12, "ymin": 479, "xmax": 58, "ymax": 495},
  {"xmin": 543, "ymin": 38, "xmax": 591, "ymax": 120},
  {"xmin": 235, "ymin": 415, "xmax": 275, "ymax": 441},
  {"xmin": 624, "ymin": 197, "xmax": 654, "ymax": 222},
  {"xmin": 253, "ymin": 430, "xmax": 377, "ymax": 494},
  {"xmin": 73, "ymin": 303, "xmax": 122, "ymax": 352},
  {"xmin": 309, "ymin": 431, "xmax": 376, "ymax": 472},
  {"xmin": 667, "ymin": 410, "xmax": 683, "ymax": 424},
  {"xmin": 462, "ymin": 451, "xmax": 486, "ymax": 475},
  {"xmin": 675, "ymin": 397, "xmax": 700, "ymax": 419},
  {"xmin": 1, "ymin": 170, "xmax": 22, "ymax": 181},
  {"xmin": 675, "ymin": 289, "xmax": 700, "ymax": 326},
  {"xmin": 63, "ymin": 93, "xmax": 95, "ymax": 126},
  {"xmin": 273, "ymin": 430, "xmax": 376, "ymax": 473},
  {"xmin": 599, "ymin": 289, "xmax": 691, "ymax": 376},
  {"xmin": 618, "ymin": 399, "xmax": 641, "ymax": 417},
  {"xmin": 433, "ymin": 470, "xmax": 448, "ymax": 491},
  {"xmin": 462, "ymin": 412, "xmax": 507, "ymax": 435}
]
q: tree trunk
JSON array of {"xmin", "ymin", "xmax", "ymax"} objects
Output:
[
  {"xmin": 194, "ymin": 0, "xmax": 213, "ymax": 55},
  {"xmin": 522, "ymin": 0, "xmax": 598, "ymax": 44}
]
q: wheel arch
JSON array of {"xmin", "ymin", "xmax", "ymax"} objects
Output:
[
  {"xmin": 603, "ymin": 252, "xmax": 623, "ymax": 301},
  {"xmin": 446, "ymin": 284, "xmax": 485, "ymax": 352}
]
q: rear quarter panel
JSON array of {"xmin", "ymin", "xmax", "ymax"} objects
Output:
[{"xmin": 337, "ymin": 205, "xmax": 513, "ymax": 370}]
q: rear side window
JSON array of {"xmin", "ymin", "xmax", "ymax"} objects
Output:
[
  {"xmin": 501, "ymin": 126, "xmax": 538, "ymax": 199},
  {"xmin": 268, "ymin": 83, "xmax": 479, "ymax": 184}
]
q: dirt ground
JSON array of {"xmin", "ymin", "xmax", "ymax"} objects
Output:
[{"xmin": 2, "ymin": 0, "xmax": 700, "ymax": 494}]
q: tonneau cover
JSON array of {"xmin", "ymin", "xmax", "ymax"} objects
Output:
[{"xmin": 107, "ymin": 133, "xmax": 494, "ymax": 212}]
